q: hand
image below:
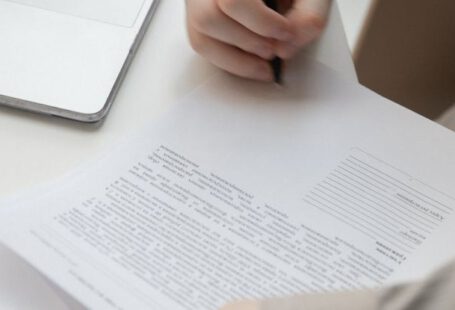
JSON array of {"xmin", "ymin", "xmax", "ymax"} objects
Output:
[
  {"xmin": 186, "ymin": 0, "xmax": 332, "ymax": 82},
  {"xmin": 219, "ymin": 300, "xmax": 259, "ymax": 310}
]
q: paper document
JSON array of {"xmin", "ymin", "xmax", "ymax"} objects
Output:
[{"xmin": 1, "ymin": 59, "xmax": 455, "ymax": 310}]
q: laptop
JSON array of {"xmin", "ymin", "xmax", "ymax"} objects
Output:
[{"xmin": 0, "ymin": 0, "xmax": 160, "ymax": 122}]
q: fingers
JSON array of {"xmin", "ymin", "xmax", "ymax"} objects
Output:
[
  {"xmin": 291, "ymin": 0, "xmax": 331, "ymax": 45},
  {"xmin": 217, "ymin": 0, "xmax": 294, "ymax": 41},
  {"xmin": 276, "ymin": 0, "xmax": 332, "ymax": 59},
  {"xmin": 186, "ymin": 0, "xmax": 331, "ymax": 81},
  {"xmin": 219, "ymin": 301, "xmax": 260, "ymax": 310},
  {"xmin": 188, "ymin": 0, "xmax": 275, "ymax": 59},
  {"xmin": 188, "ymin": 25, "xmax": 273, "ymax": 81}
]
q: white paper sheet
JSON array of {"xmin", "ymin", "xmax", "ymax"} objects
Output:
[{"xmin": 1, "ymin": 59, "xmax": 455, "ymax": 310}]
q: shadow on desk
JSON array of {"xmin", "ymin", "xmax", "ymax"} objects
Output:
[{"xmin": 0, "ymin": 104, "xmax": 104, "ymax": 133}]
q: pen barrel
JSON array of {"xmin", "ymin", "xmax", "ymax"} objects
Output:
[
  {"xmin": 263, "ymin": 0, "xmax": 278, "ymax": 11},
  {"xmin": 263, "ymin": 0, "xmax": 283, "ymax": 84}
]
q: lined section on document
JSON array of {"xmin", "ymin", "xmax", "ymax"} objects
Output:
[{"xmin": 304, "ymin": 149, "xmax": 454, "ymax": 256}]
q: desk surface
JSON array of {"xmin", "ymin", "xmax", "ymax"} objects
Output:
[{"xmin": 0, "ymin": 1, "xmax": 355, "ymax": 309}]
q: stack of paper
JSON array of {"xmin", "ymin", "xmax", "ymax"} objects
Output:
[{"xmin": 1, "ymin": 59, "xmax": 454, "ymax": 310}]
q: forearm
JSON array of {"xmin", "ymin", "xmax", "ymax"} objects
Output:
[
  {"xmin": 261, "ymin": 289, "xmax": 378, "ymax": 310},
  {"xmin": 223, "ymin": 260, "xmax": 455, "ymax": 310}
]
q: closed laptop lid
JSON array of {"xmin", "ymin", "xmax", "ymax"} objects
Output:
[{"xmin": 0, "ymin": 0, "xmax": 157, "ymax": 121}]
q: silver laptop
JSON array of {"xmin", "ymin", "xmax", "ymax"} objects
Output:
[{"xmin": 0, "ymin": 0, "xmax": 159, "ymax": 122}]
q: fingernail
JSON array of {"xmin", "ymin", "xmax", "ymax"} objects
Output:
[
  {"xmin": 255, "ymin": 44, "xmax": 274, "ymax": 59},
  {"xmin": 254, "ymin": 64, "xmax": 273, "ymax": 82}
]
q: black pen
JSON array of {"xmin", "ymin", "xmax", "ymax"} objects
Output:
[{"xmin": 263, "ymin": 0, "xmax": 283, "ymax": 84}]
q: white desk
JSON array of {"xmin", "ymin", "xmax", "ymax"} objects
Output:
[{"xmin": 0, "ymin": 1, "xmax": 355, "ymax": 309}]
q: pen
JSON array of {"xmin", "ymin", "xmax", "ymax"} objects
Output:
[{"xmin": 263, "ymin": 0, "xmax": 283, "ymax": 84}]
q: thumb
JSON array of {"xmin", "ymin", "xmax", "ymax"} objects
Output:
[{"xmin": 276, "ymin": 0, "xmax": 332, "ymax": 59}]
